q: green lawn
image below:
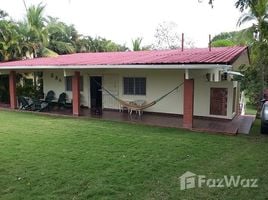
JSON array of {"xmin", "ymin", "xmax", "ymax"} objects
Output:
[
  {"xmin": 0, "ymin": 111, "xmax": 268, "ymax": 200},
  {"xmin": 245, "ymin": 103, "xmax": 257, "ymax": 115}
]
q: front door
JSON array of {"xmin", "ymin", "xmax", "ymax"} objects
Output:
[{"xmin": 90, "ymin": 76, "xmax": 102, "ymax": 114}]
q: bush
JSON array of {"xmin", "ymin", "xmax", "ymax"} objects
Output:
[{"xmin": 16, "ymin": 85, "xmax": 43, "ymax": 99}]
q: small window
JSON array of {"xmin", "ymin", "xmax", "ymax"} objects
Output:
[
  {"xmin": 65, "ymin": 76, "xmax": 84, "ymax": 91},
  {"xmin": 65, "ymin": 76, "xmax": 72, "ymax": 91},
  {"xmin": 123, "ymin": 77, "xmax": 146, "ymax": 95}
]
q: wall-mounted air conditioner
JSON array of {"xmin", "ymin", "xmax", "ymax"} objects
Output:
[{"xmin": 206, "ymin": 69, "xmax": 221, "ymax": 82}]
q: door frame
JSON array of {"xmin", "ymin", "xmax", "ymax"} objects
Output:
[{"xmin": 89, "ymin": 76, "xmax": 103, "ymax": 111}]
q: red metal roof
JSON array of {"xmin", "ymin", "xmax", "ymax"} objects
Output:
[{"xmin": 0, "ymin": 46, "xmax": 248, "ymax": 67}]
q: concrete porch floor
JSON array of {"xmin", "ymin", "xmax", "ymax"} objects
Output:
[
  {"xmin": 0, "ymin": 102, "xmax": 255, "ymax": 135},
  {"xmin": 0, "ymin": 103, "xmax": 255, "ymax": 135}
]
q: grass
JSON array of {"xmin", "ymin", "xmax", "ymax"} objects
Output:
[
  {"xmin": 0, "ymin": 111, "xmax": 268, "ymax": 199},
  {"xmin": 245, "ymin": 103, "xmax": 257, "ymax": 115}
]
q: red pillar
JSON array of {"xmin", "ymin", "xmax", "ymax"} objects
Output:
[
  {"xmin": 9, "ymin": 71, "xmax": 17, "ymax": 109},
  {"xmin": 183, "ymin": 78, "xmax": 194, "ymax": 129},
  {"xmin": 72, "ymin": 71, "xmax": 80, "ymax": 116}
]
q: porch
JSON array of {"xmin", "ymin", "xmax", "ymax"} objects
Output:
[
  {"xmin": 0, "ymin": 104, "xmax": 254, "ymax": 135},
  {"xmin": 0, "ymin": 68, "xmax": 252, "ymax": 134},
  {"xmin": 3, "ymin": 68, "xmax": 240, "ymax": 120},
  {"xmin": 50, "ymin": 109, "xmax": 255, "ymax": 135}
]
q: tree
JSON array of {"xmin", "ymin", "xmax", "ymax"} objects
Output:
[
  {"xmin": 132, "ymin": 37, "xmax": 143, "ymax": 51},
  {"xmin": 211, "ymin": 29, "xmax": 255, "ymax": 47},
  {"xmin": 235, "ymin": 0, "xmax": 255, "ymax": 11},
  {"xmin": 236, "ymin": 0, "xmax": 268, "ymax": 106},
  {"xmin": 0, "ymin": 4, "xmax": 128, "ymax": 62},
  {"xmin": 153, "ymin": 21, "xmax": 194, "ymax": 50},
  {"xmin": 75, "ymin": 36, "xmax": 91, "ymax": 53},
  {"xmin": 153, "ymin": 21, "xmax": 181, "ymax": 50},
  {"xmin": 0, "ymin": 9, "xmax": 34, "ymax": 62},
  {"xmin": 85, "ymin": 36, "xmax": 128, "ymax": 52},
  {"xmin": 237, "ymin": 0, "xmax": 268, "ymax": 42},
  {"xmin": 211, "ymin": 39, "xmax": 235, "ymax": 47},
  {"xmin": 0, "ymin": 9, "xmax": 8, "ymax": 19},
  {"xmin": 26, "ymin": 3, "xmax": 50, "ymax": 57},
  {"xmin": 0, "ymin": 20, "xmax": 22, "ymax": 61},
  {"xmin": 46, "ymin": 17, "xmax": 76, "ymax": 54}
]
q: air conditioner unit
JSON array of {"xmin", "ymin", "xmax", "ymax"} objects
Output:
[{"xmin": 206, "ymin": 70, "xmax": 221, "ymax": 82}]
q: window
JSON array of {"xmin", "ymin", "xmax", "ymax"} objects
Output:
[
  {"xmin": 65, "ymin": 76, "xmax": 84, "ymax": 91},
  {"xmin": 65, "ymin": 76, "xmax": 72, "ymax": 91},
  {"xmin": 123, "ymin": 77, "xmax": 146, "ymax": 95}
]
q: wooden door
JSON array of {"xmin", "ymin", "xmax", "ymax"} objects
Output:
[{"xmin": 210, "ymin": 88, "xmax": 228, "ymax": 116}]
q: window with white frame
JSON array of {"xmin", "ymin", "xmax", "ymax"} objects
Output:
[
  {"xmin": 123, "ymin": 77, "xmax": 146, "ymax": 95},
  {"xmin": 65, "ymin": 76, "xmax": 84, "ymax": 91}
]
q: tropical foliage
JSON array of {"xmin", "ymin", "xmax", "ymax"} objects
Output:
[
  {"xmin": 132, "ymin": 37, "xmax": 143, "ymax": 51},
  {"xmin": 211, "ymin": 29, "xmax": 255, "ymax": 46},
  {"xmin": 211, "ymin": 1, "xmax": 268, "ymax": 105},
  {"xmin": 0, "ymin": 4, "xmax": 128, "ymax": 62},
  {"xmin": 236, "ymin": 0, "xmax": 268, "ymax": 105},
  {"xmin": 236, "ymin": 0, "xmax": 268, "ymax": 103},
  {"xmin": 0, "ymin": 20, "xmax": 23, "ymax": 61}
]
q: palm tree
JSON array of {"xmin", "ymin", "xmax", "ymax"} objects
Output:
[
  {"xmin": 24, "ymin": 3, "xmax": 49, "ymax": 57},
  {"xmin": 237, "ymin": 0, "xmax": 268, "ymax": 101},
  {"xmin": 46, "ymin": 17, "xmax": 76, "ymax": 54},
  {"xmin": 132, "ymin": 37, "xmax": 143, "ymax": 51},
  {"xmin": 0, "ymin": 20, "xmax": 22, "ymax": 61},
  {"xmin": 237, "ymin": 0, "xmax": 268, "ymax": 42}
]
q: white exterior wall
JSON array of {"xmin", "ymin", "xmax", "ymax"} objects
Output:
[
  {"xmin": 43, "ymin": 69, "xmax": 184, "ymax": 114},
  {"xmin": 191, "ymin": 69, "xmax": 238, "ymax": 119},
  {"xmin": 43, "ymin": 68, "xmax": 239, "ymax": 118},
  {"xmin": 101, "ymin": 69, "xmax": 184, "ymax": 114},
  {"xmin": 43, "ymin": 70, "xmax": 89, "ymax": 106}
]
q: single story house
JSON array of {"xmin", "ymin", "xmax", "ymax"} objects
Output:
[{"xmin": 0, "ymin": 46, "xmax": 250, "ymax": 129}]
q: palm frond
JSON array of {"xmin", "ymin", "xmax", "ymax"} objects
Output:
[
  {"xmin": 41, "ymin": 47, "xmax": 58, "ymax": 57},
  {"xmin": 237, "ymin": 13, "xmax": 256, "ymax": 27}
]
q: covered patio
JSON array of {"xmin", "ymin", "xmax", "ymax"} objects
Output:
[
  {"xmin": 2, "ymin": 69, "xmax": 198, "ymax": 129},
  {"xmin": 0, "ymin": 104, "xmax": 255, "ymax": 135}
]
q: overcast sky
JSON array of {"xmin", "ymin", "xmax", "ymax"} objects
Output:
[{"xmin": 1, "ymin": 0, "xmax": 245, "ymax": 48}]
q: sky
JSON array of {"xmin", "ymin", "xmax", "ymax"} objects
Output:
[{"xmin": 1, "ymin": 0, "xmax": 246, "ymax": 48}]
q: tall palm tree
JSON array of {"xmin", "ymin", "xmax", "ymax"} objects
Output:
[
  {"xmin": 24, "ymin": 3, "xmax": 49, "ymax": 57},
  {"xmin": 237, "ymin": 0, "xmax": 268, "ymax": 100},
  {"xmin": 237, "ymin": 0, "xmax": 268, "ymax": 42}
]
